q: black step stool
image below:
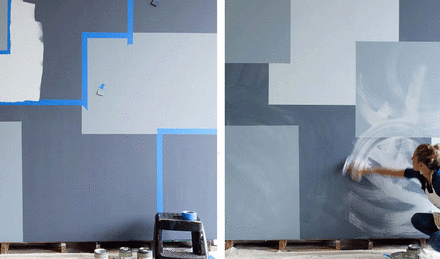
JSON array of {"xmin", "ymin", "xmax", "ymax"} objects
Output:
[{"xmin": 154, "ymin": 212, "xmax": 209, "ymax": 259}]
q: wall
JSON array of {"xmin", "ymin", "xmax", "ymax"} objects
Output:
[
  {"xmin": 225, "ymin": 0, "xmax": 440, "ymax": 240},
  {"xmin": 0, "ymin": 0, "xmax": 217, "ymax": 242}
]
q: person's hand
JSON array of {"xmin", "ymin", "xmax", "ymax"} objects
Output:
[{"xmin": 344, "ymin": 163, "xmax": 372, "ymax": 182}]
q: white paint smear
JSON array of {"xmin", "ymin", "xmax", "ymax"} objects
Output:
[
  {"xmin": 344, "ymin": 120, "xmax": 439, "ymax": 236},
  {"xmin": 0, "ymin": 0, "xmax": 43, "ymax": 102},
  {"xmin": 356, "ymin": 42, "xmax": 440, "ymax": 138}
]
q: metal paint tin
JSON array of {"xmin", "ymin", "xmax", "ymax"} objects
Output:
[
  {"xmin": 119, "ymin": 247, "xmax": 133, "ymax": 259},
  {"xmin": 137, "ymin": 247, "xmax": 152, "ymax": 258},
  {"xmin": 94, "ymin": 248, "xmax": 109, "ymax": 259}
]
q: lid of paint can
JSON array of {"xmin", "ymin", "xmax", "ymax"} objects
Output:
[
  {"xmin": 94, "ymin": 248, "xmax": 108, "ymax": 255},
  {"xmin": 138, "ymin": 247, "xmax": 152, "ymax": 254},
  {"xmin": 119, "ymin": 247, "xmax": 131, "ymax": 252}
]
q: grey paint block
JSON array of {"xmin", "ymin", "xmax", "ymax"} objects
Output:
[
  {"xmin": 225, "ymin": 0, "xmax": 290, "ymax": 63},
  {"xmin": 356, "ymin": 42, "xmax": 440, "ymax": 137},
  {"xmin": 0, "ymin": 122, "xmax": 23, "ymax": 242},
  {"xmin": 162, "ymin": 135, "xmax": 217, "ymax": 240},
  {"xmin": 225, "ymin": 63, "xmax": 363, "ymax": 239},
  {"xmin": 83, "ymin": 33, "xmax": 217, "ymax": 134},
  {"xmin": 400, "ymin": 0, "xmax": 440, "ymax": 41},
  {"xmin": 0, "ymin": 0, "xmax": 7, "ymax": 51},
  {"xmin": 225, "ymin": 126, "xmax": 300, "ymax": 240},
  {"xmin": 0, "ymin": 106, "xmax": 157, "ymax": 242},
  {"xmin": 134, "ymin": 0, "xmax": 216, "ymax": 33}
]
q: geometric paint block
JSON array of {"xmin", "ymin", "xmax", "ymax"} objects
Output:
[
  {"xmin": 356, "ymin": 42, "xmax": 440, "ymax": 137},
  {"xmin": 225, "ymin": 125, "xmax": 300, "ymax": 240},
  {"xmin": 162, "ymin": 134, "xmax": 217, "ymax": 240},
  {"xmin": 0, "ymin": 122, "xmax": 23, "ymax": 242},
  {"xmin": 82, "ymin": 33, "xmax": 216, "ymax": 134},
  {"xmin": 0, "ymin": 0, "xmax": 8, "ymax": 52},
  {"xmin": 225, "ymin": 0, "xmax": 290, "ymax": 63},
  {"xmin": 400, "ymin": 0, "xmax": 440, "ymax": 42},
  {"xmin": 269, "ymin": 0, "xmax": 398, "ymax": 105}
]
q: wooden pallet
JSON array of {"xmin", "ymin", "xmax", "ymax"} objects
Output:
[
  {"xmin": 0, "ymin": 242, "xmax": 67, "ymax": 254},
  {"xmin": 225, "ymin": 238, "xmax": 429, "ymax": 251},
  {"xmin": 0, "ymin": 241, "xmax": 154, "ymax": 255}
]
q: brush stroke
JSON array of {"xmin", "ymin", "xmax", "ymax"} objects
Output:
[
  {"xmin": 356, "ymin": 42, "xmax": 440, "ymax": 137},
  {"xmin": 344, "ymin": 121, "xmax": 437, "ymax": 237}
]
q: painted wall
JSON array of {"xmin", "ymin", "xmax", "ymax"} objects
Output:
[
  {"xmin": 226, "ymin": 0, "xmax": 440, "ymax": 240},
  {"xmin": 0, "ymin": 0, "xmax": 217, "ymax": 242}
]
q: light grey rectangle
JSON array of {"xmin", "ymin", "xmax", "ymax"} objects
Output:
[
  {"xmin": 225, "ymin": 0, "xmax": 290, "ymax": 63},
  {"xmin": 83, "ymin": 33, "xmax": 217, "ymax": 134},
  {"xmin": 0, "ymin": 0, "xmax": 7, "ymax": 51},
  {"xmin": 356, "ymin": 42, "xmax": 440, "ymax": 137},
  {"xmin": 0, "ymin": 122, "xmax": 23, "ymax": 242},
  {"xmin": 269, "ymin": 0, "xmax": 399, "ymax": 105},
  {"xmin": 225, "ymin": 126, "xmax": 300, "ymax": 240}
]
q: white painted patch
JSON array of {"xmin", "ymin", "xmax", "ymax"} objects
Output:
[
  {"xmin": 356, "ymin": 42, "xmax": 440, "ymax": 138},
  {"xmin": 0, "ymin": 0, "xmax": 43, "ymax": 102}
]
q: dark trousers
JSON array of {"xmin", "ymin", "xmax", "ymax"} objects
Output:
[{"xmin": 411, "ymin": 213, "xmax": 440, "ymax": 251}]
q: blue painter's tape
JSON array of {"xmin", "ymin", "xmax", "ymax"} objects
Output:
[
  {"xmin": 0, "ymin": 100, "xmax": 83, "ymax": 106},
  {"xmin": 81, "ymin": 32, "xmax": 88, "ymax": 110},
  {"xmin": 127, "ymin": 0, "xmax": 134, "ymax": 45},
  {"xmin": 156, "ymin": 128, "xmax": 217, "ymax": 213},
  {"xmin": 158, "ymin": 128, "xmax": 217, "ymax": 135},
  {"xmin": 83, "ymin": 32, "xmax": 129, "ymax": 39}
]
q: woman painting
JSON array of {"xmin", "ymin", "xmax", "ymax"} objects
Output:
[{"xmin": 349, "ymin": 144, "xmax": 440, "ymax": 251}]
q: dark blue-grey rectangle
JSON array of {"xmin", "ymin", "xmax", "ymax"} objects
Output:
[
  {"xmin": 400, "ymin": 0, "xmax": 440, "ymax": 41},
  {"xmin": 162, "ymin": 134, "xmax": 217, "ymax": 240},
  {"xmin": 0, "ymin": 0, "xmax": 10, "ymax": 53},
  {"xmin": 0, "ymin": 106, "xmax": 158, "ymax": 242}
]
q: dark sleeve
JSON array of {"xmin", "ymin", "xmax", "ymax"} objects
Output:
[
  {"xmin": 404, "ymin": 168, "xmax": 420, "ymax": 178},
  {"xmin": 432, "ymin": 170, "xmax": 440, "ymax": 194}
]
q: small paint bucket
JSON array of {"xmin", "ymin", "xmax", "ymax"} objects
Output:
[
  {"xmin": 94, "ymin": 248, "xmax": 108, "ymax": 259},
  {"xmin": 182, "ymin": 211, "xmax": 197, "ymax": 221},
  {"xmin": 119, "ymin": 247, "xmax": 133, "ymax": 259},
  {"xmin": 137, "ymin": 247, "xmax": 152, "ymax": 258}
]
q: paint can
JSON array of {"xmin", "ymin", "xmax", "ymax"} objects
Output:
[
  {"xmin": 137, "ymin": 247, "xmax": 152, "ymax": 259},
  {"xmin": 94, "ymin": 248, "xmax": 109, "ymax": 259},
  {"xmin": 119, "ymin": 247, "xmax": 133, "ymax": 259}
]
